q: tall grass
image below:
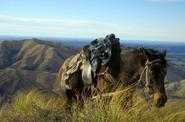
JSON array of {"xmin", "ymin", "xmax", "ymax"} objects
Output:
[
  {"xmin": 0, "ymin": 89, "xmax": 70, "ymax": 122},
  {"xmin": 0, "ymin": 87, "xmax": 185, "ymax": 122}
]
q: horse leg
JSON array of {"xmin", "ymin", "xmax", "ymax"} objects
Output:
[
  {"xmin": 65, "ymin": 89, "xmax": 78, "ymax": 104},
  {"xmin": 65, "ymin": 70, "xmax": 85, "ymax": 108}
]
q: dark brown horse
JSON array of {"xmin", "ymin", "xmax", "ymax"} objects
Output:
[
  {"xmin": 118, "ymin": 47, "xmax": 167, "ymax": 107},
  {"xmin": 58, "ymin": 41, "xmax": 167, "ymax": 108}
]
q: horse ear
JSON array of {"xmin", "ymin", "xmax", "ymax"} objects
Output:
[
  {"xmin": 143, "ymin": 49, "xmax": 151, "ymax": 60},
  {"xmin": 161, "ymin": 50, "xmax": 166, "ymax": 57}
]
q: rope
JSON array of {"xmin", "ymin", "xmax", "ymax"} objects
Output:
[
  {"xmin": 97, "ymin": 67, "xmax": 109, "ymax": 76},
  {"xmin": 92, "ymin": 59, "xmax": 163, "ymax": 109},
  {"xmin": 92, "ymin": 84, "xmax": 136, "ymax": 100}
]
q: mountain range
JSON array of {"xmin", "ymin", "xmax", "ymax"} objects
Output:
[{"xmin": 0, "ymin": 39, "xmax": 78, "ymax": 103}]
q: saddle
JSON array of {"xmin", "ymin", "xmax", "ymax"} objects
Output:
[
  {"xmin": 81, "ymin": 34, "xmax": 118, "ymax": 86},
  {"xmin": 62, "ymin": 45, "xmax": 94, "ymax": 89},
  {"xmin": 63, "ymin": 33, "xmax": 119, "ymax": 89}
]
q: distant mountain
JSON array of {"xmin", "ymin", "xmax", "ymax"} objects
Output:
[
  {"xmin": 0, "ymin": 39, "xmax": 78, "ymax": 101},
  {"xmin": 0, "ymin": 38, "xmax": 78, "ymax": 72}
]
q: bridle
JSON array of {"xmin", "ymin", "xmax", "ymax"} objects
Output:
[
  {"xmin": 134, "ymin": 58, "xmax": 163, "ymax": 108},
  {"xmin": 138, "ymin": 59, "xmax": 163, "ymax": 91}
]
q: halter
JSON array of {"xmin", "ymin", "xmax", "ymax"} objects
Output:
[{"xmin": 138, "ymin": 59, "xmax": 163, "ymax": 89}]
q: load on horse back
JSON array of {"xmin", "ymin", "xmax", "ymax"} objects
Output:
[{"xmin": 57, "ymin": 34, "xmax": 121, "ymax": 104}]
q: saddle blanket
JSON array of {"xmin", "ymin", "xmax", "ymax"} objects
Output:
[{"xmin": 63, "ymin": 53, "xmax": 83, "ymax": 86}]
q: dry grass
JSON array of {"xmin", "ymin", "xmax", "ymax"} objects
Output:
[
  {"xmin": 0, "ymin": 89, "xmax": 70, "ymax": 122},
  {"xmin": 0, "ymin": 87, "xmax": 185, "ymax": 122}
]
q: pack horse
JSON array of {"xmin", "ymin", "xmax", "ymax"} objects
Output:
[{"xmin": 57, "ymin": 34, "xmax": 168, "ymax": 108}]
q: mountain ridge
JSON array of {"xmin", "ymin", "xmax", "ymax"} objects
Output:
[
  {"xmin": 0, "ymin": 38, "xmax": 78, "ymax": 72},
  {"xmin": 0, "ymin": 39, "xmax": 78, "ymax": 102}
]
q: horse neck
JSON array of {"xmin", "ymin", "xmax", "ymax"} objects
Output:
[{"xmin": 119, "ymin": 50, "xmax": 146, "ymax": 84}]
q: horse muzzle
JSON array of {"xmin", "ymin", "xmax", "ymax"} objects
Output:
[{"xmin": 153, "ymin": 91, "xmax": 167, "ymax": 108}]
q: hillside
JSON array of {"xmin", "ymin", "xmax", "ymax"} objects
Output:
[
  {"xmin": 0, "ymin": 38, "xmax": 77, "ymax": 72},
  {"xmin": 0, "ymin": 39, "xmax": 78, "ymax": 102},
  {"xmin": 0, "ymin": 68, "xmax": 56, "ymax": 95},
  {"xmin": 166, "ymin": 80, "xmax": 185, "ymax": 99},
  {"xmin": 165, "ymin": 61, "xmax": 185, "ymax": 82}
]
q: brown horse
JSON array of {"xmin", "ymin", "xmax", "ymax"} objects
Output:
[
  {"xmin": 58, "ymin": 42, "xmax": 167, "ymax": 108},
  {"xmin": 118, "ymin": 47, "xmax": 167, "ymax": 107},
  {"xmin": 57, "ymin": 34, "xmax": 121, "ymax": 105}
]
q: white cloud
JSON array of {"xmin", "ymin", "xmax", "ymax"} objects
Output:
[
  {"xmin": 0, "ymin": 14, "xmax": 185, "ymax": 42},
  {"xmin": 0, "ymin": 15, "xmax": 120, "ymax": 37},
  {"xmin": 0, "ymin": 15, "xmax": 118, "ymax": 28},
  {"xmin": 0, "ymin": 14, "xmax": 121, "ymax": 38}
]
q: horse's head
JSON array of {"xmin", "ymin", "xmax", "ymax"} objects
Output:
[{"xmin": 142, "ymin": 49, "xmax": 167, "ymax": 107}]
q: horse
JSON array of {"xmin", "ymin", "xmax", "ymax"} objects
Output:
[
  {"xmin": 57, "ymin": 39, "xmax": 167, "ymax": 108},
  {"xmin": 117, "ymin": 47, "xmax": 167, "ymax": 107},
  {"xmin": 57, "ymin": 34, "xmax": 121, "ymax": 105}
]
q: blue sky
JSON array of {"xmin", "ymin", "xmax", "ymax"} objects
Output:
[{"xmin": 0, "ymin": 0, "xmax": 185, "ymax": 42}]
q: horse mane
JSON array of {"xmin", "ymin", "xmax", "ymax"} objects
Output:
[{"xmin": 121, "ymin": 47, "xmax": 167, "ymax": 66}]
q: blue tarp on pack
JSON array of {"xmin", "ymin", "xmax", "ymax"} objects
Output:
[{"xmin": 88, "ymin": 34, "xmax": 114, "ymax": 72}]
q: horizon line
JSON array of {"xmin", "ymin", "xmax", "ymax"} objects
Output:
[{"xmin": 0, "ymin": 34, "xmax": 185, "ymax": 44}]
